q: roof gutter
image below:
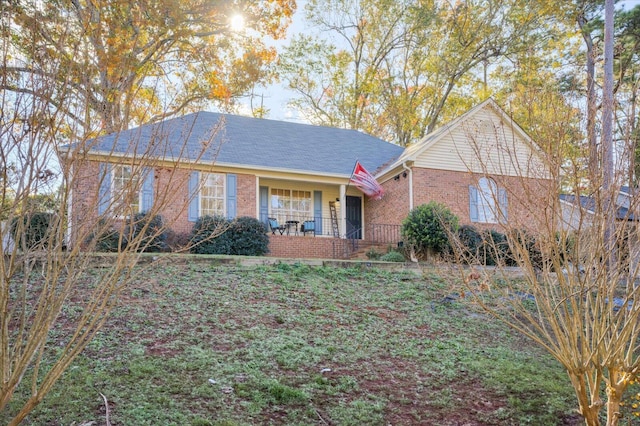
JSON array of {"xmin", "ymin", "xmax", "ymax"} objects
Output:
[{"xmin": 402, "ymin": 162, "xmax": 413, "ymax": 211}]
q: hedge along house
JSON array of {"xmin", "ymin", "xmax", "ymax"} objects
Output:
[{"xmin": 61, "ymin": 98, "xmax": 552, "ymax": 259}]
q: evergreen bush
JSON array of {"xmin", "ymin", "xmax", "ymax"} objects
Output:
[
  {"xmin": 11, "ymin": 212, "xmax": 56, "ymax": 249},
  {"xmin": 455, "ymin": 225, "xmax": 482, "ymax": 262},
  {"xmin": 190, "ymin": 216, "xmax": 269, "ymax": 256},
  {"xmin": 476, "ymin": 230, "xmax": 511, "ymax": 266},
  {"xmin": 190, "ymin": 215, "xmax": 232, "ymax": 255},
  {"xmin": 508, "ymin": 229, "xmax": 543, "ymax": 269},
  {"xmin": 90, "ymin": 222, "xmax": 123, "ymax": 252},
  {"xmin": 455, "ymin": 227, "xmax": 544, "ymax": 268},
  {"xmin": 227, "ymin": 216, "xmax": 269, "ymax": 256},
  {"xmin": 365, "ymin": 247, "xmax": 382, "ymax": 260},
  {"xmin": 379, "ymin": 250, "xmax": 405, "ymax": 262},
  {"xmin": 401, "ymin": 202, "xmax": 459, "ymax": 259},
  {"xmin": 126, "ymin": 212, "xmax": 167, "ymax": 252}
]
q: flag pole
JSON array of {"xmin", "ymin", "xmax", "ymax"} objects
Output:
[{"xmin": 345, "ymin": 159, "xmax": 358, "ymax": 196}]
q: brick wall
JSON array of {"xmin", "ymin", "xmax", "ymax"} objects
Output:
[
  {"xmin": 365, "ymin": 166, "xmax": 553, "ymax": 233},
  {"xmin": 69, "ymin": 159, "xmax": 102, "ymax": 244},
  {"xmin": 69, "ymin": 160, "xmax": 258, "ymax": 244},
  {"xmin": 364, "ymin": 173, "xmax": 411, "ymax": 228},
  {"xmin": 236, "ymin": 173, "xmax": 256, "ymax": 217},
  {"xmin": 154, "ymin": 168, "xmax": 192, "ymax": 235},
  {"xmin": 267, "ymin": 235, "xmax": 344, "ymax": 259}
]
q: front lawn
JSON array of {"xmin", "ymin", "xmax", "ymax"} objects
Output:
[{"xmin": 2, "ymin": 261, "xmax": 581, "ymax": 425}]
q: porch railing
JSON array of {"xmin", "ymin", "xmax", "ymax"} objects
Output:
[
  {"xmin": 365, "ymin": 223, "xmax": 402, "ymax": 244},
  {"xmin": 265, "ymin": 215, "xmax": 402, "ymax": 245},
  {"xmin": 264, "ymin": 215, "xmax": 339, "ymax": 237}
]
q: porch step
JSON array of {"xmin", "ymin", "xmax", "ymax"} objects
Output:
[{"xmin": 347, "ymin": 241, "xmax": 394, "ymax": 260}]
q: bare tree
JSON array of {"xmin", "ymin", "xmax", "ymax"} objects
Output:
[
  {"xmin": 446, "ymin": 84, "xmax": 640, "ymax": 426},
  {"xmin": 0, "ymin": 31, "xmax": 223, "ymax": 426}
]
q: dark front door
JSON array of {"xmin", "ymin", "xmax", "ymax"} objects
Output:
[{"xmin": 346, "ymin": 196, "xmax": 362, "ymax": 239}]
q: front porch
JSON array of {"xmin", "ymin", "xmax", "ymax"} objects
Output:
[
  {"xmin": 256, "ymin": 177, "xmax": 402, "ymax": 259},
  {"xmin": 266, "ymin": 218, "xmax": 402, "ymax": 259}
]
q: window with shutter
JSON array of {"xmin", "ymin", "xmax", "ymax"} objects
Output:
[
  {"xmin": 470, "ymin": 177, "xmax": 507, "ymax": 224},
  {"xmin": 111, "ymin": 165, "xmax": 142, "ymax": 216},
  {"xmin": 188, "ymin": 171, "xmax": 232, "ymax": 221},
  {"xmin": 201, "ymin": 173, "xmax": 226, "ymax": 217}
]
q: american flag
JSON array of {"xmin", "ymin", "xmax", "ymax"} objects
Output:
[{"xmin": 349, "ymin": 161, "xmax": 384, "ymax": 200}]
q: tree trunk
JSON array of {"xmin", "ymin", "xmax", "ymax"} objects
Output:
[
  {"xmin": 570, "ymin": 374, "xmax": 602, "ymax": 426},
  {"xmin": 605, "ymin": 383, "xmax": 624, "ymax": 426},
  {"xmin": 578, "ymin": 14, "xmax": 598, "ymax": 188}
]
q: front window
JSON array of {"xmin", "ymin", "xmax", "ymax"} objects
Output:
[
  {"xmin": 201, "ymin": 173, "xmax": 225, "ymax": 216},
  {"xmin": 112, "ymin": 165, "xmax": 140, "ymax": 214},
  {"xmin": 270, "ymin": 188, "xmax": 311, "ymax": 223}
]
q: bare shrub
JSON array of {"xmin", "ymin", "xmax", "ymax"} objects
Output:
[
  {"xmin": 0, "ymin": 51, "xmax": 221, "ymax": 426},
  {"xmin": 445, "ymin": 102, "xmax": 640, "ymax": 425}
]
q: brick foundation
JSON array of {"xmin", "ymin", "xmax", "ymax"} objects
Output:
[{"xmin": 267, "ymin": 235, "xmax": 345, "ymax": 259}]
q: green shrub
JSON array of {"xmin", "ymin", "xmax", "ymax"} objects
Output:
[
  {"xmin": 401, "ymin": 202, "xmax": 459, "ymax": 259},
  {"xmin": 190, "ymin": 215, "xmax": 232, "ymax": 255},
  {"xmin": 478, "ymin": 230, "xmax": 511, "ymax": 266},
  {"xmin": 557, "ymin": 231, "xmax": 577, "ymax": 267},
  {"xmin": 11, "ymin": 212, "xmax": 56, "ymax": 249},
  {"xmin": 227, "ymin": 216, "xmax": 269, "ymax": 256},
  {"xmin": 379, "ymin": 250, "xmax": 405, "ymax": 262},
  {"xmin": 190, "ymin": 216, "xmax": 269, "ymax": 256},
  {"xmin": 164, "ymin": 230, "xmax": 192, "ymax": 253},
  {"xmin": 508, "ymin": 229, "xmax": 543, "ymax": 269},
  {"xmin": 365, "ymin": 247, "xmax": 381, "ymax": 260},
  {"xmin": 89, "ymin": 222, "xmax": 123, "ymax": 252},
  {"xmin": 455, "ymin": 225, "xmax": 482, "ymax": 262},
  {"xmin": 125, "ymin": 212, "xmax": 167, "ymax": 252},
  {"xmin": 455, "ymin": 227, "xmax": 543, "ymax": 268}
]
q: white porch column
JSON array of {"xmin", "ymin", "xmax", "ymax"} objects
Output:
[{"xmin": 340, "ymin": 184, "xmax": 346, "ymax": 238}]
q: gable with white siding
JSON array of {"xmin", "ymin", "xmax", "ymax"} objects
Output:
[{"xmin": 377, "ymin": 99, "xmax": 549, "ymax": 180}]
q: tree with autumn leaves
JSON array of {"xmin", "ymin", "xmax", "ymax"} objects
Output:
[
  {"xmin": 3, "ymin": 0, "xmax": 294, "ymax": 137},
  {"xmin": 279, "ymin": 0, "xmax": 639, "ymax": 170},
  {"xmin": 0, "ymin": 1, "xmax": 294, "ymax": 423},
  {"xmin": 279, "ymin": 0, "xmax": 569, "ymax": 147}
]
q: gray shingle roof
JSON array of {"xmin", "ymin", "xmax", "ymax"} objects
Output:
[
  {"xmin": 86, "ymin": 112, "xmax": 405, "ymax": 176},
  {"xmin": 559, "ymin": 194, "xmax": 636, "ymax": 221}
]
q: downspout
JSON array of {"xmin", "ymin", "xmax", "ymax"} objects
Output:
[
  {"xmin": 339, "ymin": 184, "xmax": 346, "ymax": 239},
  {"xmin": 402, "ymin": 162, "xmax": 413, "ymax": 211},
  {"xmin": 65, "ymin": 159, "xmax": 76, "ymax": 248}
]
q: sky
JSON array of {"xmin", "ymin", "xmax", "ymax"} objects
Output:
[{"xmin": 237, "ymin": 0, "xmax": 311, "ymax": 123}]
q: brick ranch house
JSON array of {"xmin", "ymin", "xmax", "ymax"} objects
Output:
[{"xmin": 61, "ymin": 99, "xmax": 552, "ymax": 259}]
